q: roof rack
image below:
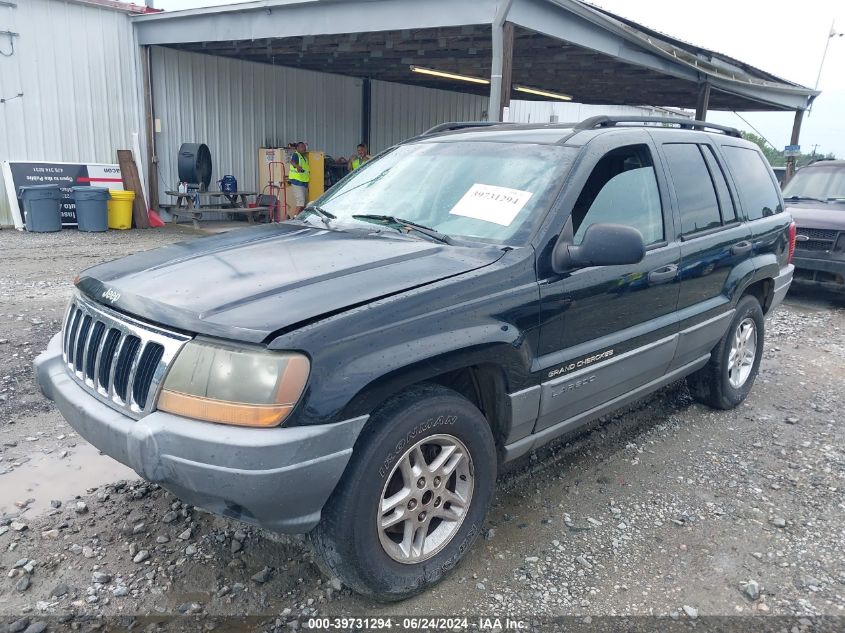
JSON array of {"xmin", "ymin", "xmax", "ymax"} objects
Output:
[
  {"xmin": 574, "ymin": 115, "xmax": 742, "ymax": 138},
  {"xmin": 421, "ymin": 121, "xmax": 511, "ymax": 136}
]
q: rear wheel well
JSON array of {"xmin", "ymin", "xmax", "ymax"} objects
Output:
[{"xmin": 742, "ymin": 278, "xmax": 774, "ymax": 314}]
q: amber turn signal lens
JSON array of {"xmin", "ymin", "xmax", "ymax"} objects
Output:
[
  {"xmin": 157, "ymin": 341, "xmax": 310, "ymax": 427},
  {"xmin": 157, "ymin": 390, "xmax": 295, "ymax": 427}
]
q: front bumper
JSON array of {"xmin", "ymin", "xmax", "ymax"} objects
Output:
[
  {"xmin": 35, "ymin": 334, "xmax": 367, "ymax": 533},
  {"xmin": 792, "ymin": 255, "xmax": 845, "ymax": 290}
]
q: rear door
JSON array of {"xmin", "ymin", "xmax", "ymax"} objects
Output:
[
  {"xmin": 534, "ymin": 131, "xmax": 681, "ymax": 431},
  {"xmin": 719, "ymin": 144, "xmax": 789, "ymax": 272},
  {"xmin": 656, "ymin": 136, "xmax": 752, "ymax": 369}
]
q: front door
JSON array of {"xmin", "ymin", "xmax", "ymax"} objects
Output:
[{"xmin": 534, "ymin": 134, "xmax": 681, "ymax": 432}]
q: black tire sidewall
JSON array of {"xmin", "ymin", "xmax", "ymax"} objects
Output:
[
  {"xmin": 718, "ymin": 296, "xmax": 765, "ymax": 406},
  {"xmin": 327, "ymin": 386, "xmax": 496, "ymax": 599}
]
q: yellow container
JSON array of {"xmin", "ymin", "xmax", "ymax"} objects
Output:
[
  {"xmin": 107, "ymin": 189, "xmax": 135, "ymax": 230},
  {"xmin": 306, "ymin": 151, "xmax": 325, "ymax": 203}
]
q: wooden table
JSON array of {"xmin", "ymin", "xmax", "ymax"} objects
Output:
[{"xmin": 163, "ymin": 191, "xmax": 266, "ymax": 229}]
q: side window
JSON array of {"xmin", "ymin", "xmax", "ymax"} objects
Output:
[
  {"xmin": 721, "ymin": 146, "xmax": 783, "ymax": 220},
  {"xmin": 701, "ymin": 145, "xmax": 737, "ymax": 223},
  {"xmin": 571, "ymin": 145, "xmax": 663, "ymax": 246},
  {"xmin": 662, "ymin": 143, "xmax": 722, "ymax": 236}
]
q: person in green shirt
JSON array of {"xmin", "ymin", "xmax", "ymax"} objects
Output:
[
  {"xmin": 350, "ymin": 144, "xmax": 371, "ymax": 171},
  {"xmin": 288, "ymin": 141, "xmax": 310, "ymax": 215}
]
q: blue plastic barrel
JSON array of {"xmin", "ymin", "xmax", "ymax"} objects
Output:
[
  {"xmin": 72, "ymin": 186, "xmax": 110, "ymax": 232},
  {"xmin": 19, "ymin": 184, "xmax": 62, "ymax": 232}
]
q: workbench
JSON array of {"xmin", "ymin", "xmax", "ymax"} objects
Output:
[{"xmin": 163, "ymin": 191, "xmax": 268, "ymax": 229}]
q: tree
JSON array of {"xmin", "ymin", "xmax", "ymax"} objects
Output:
[
  {"xmin": 741, "ymin": 132, "xmax": 785, "ymax": 166},
  {"xmin": 740, "ymin": 131, "xmax": 836, "ymax": 167}
]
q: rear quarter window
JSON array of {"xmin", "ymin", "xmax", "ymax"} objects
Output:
[{"xmin": 721, "ymin": 146, "xmax": 783, "ymax": 220}]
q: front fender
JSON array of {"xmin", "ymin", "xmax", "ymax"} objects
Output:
[
  {"xmin": 268, "ymin": 251, "xmax": 541, "ymax": 428},
  {"xmin": 338, "ymin": 330, "xmax": 531, "ymax": 421}
]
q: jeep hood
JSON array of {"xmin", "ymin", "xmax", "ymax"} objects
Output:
[{"xmin": 77, "ymin": 223, "xmax": 504, "ymax": 343}]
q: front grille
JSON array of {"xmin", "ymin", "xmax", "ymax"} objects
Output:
[
  {"xmin": 797, "ymin": 227, "xmax": 838, "ymax": 241},
  {"xmin": 61, "ymin": 293, "xmax": 191, "ymax": 418},
  {"xmin": 797, "ymin": 239, "xmax": 835, "ymax": 252}
]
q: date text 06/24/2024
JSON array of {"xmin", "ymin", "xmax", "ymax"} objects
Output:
[{"xmin": 305, "ymin": 617, "xmax": 527, "ymax": 630}]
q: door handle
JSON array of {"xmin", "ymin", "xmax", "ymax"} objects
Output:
[
  {"xmin": 648, "ymin": 264, "xmax": 678, "ymax": 283},
  {"xmin": 731, "ymin": 241, "xmax": 752, "ymax": 255}
]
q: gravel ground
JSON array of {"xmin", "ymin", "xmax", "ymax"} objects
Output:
[{"xmin": 1, "ymin": 226, "xmax": 844, "ymax": 631}]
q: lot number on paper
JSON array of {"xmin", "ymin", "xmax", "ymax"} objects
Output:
[{"xmin": 449, "ymin": 184, "xmax": 533, "ymax": 226}]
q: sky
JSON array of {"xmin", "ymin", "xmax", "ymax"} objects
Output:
[{"xmin": 152, "ymin": 0, "xmax": 845, "ymax": 157}]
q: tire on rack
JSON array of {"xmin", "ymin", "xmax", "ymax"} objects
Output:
[
  {"xmin": 688, "ymin": 295, "xmax": 765, "ymax": 410},
  {"xmin": 311, "ymin": 383, "xmax": 496, "ymax": 601}
]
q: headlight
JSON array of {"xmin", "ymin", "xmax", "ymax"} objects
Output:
[{"xmin": 157, "ymin": 340, "xmax": 310, "ymax": 427}]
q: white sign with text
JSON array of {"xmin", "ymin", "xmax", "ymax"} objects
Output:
[{"xmin": 449, "ymin": 183, "xmax": 533, "ymax": 226}]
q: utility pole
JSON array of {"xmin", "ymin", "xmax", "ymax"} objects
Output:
[{"xmin": 809, "ymin": 19, "xmax": 843, "ymax": 115}]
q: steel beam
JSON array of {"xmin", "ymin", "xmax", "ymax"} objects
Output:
[
  {"xmin": 361, "ymin": 78, "xmax": 371, "ymax": 148},
  {"xmin": 488, "ymin": 0, "xmax": 515, "ymax": 122},
  {"xmin": 695, "ymin": 82, "xmax": 710, "ymax": 122},
  {"xmin": 500, "ymin": 22, "xmax": 514, "ymax": 117},
  {"xmin": 784, "ymin": 110, "xmax": 804, "ymax": 185}
]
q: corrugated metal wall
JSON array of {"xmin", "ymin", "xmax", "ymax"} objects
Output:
[
  {"xmin": 151, "ymin": 49, "xmax": 493, "ymax": 201},
  {"xmin": 508, "ymin": 101, "xmax": 691, "ymax": 124},
  {"xmin": 0, "ymin": 0, "xmax": 143, "ymax": 226},
  {"xmin": 151, "ymin": 47, "xmax": 362, "ymax": 202},
  {"xmin": 370, "ymin": 80, "xmax": 489, "ymax": 153}
]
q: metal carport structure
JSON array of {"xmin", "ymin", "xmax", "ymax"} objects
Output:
[{"xmin": 131, "ymin": 0, "xmax": 819, "ymax": 195}]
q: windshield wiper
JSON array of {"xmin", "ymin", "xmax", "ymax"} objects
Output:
[
  {"xmin": 301, "ymin": 205, "xmax": 335, "ymax": 227},
  {"xmin": 351, "ymin": 214, "xmax": 453, "ymax": 245},
  {"xmin": 784, "ymin": 195, "xmax": 827, "ymax": 203}
]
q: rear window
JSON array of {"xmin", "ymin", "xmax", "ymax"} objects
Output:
[{"xmin": 721, "ymin": 146, "xmax": 783, "ymax": 220}]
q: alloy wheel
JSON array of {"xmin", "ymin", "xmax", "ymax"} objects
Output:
[
  {"xmin": 377, "ymin": 434, "xmax": 474, "ymax": 564},
  {"xmin": 728, "ymin": 317, "xmax": 757, "ymax": 389}
]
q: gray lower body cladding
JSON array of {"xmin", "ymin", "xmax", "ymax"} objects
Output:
[
  {"xmin": 503, "ymin": 265, "xmax": 793, "ymax": 461},
  {"xmin": 35, "ymin": 333, "xmax": 367, "ymax": 533}
]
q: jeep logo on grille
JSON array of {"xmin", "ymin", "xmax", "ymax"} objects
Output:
[{"xmin": 101, "ymin": 288, "xmax": 121, "ymax": 304}]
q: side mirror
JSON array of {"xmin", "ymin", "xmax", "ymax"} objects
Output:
[{"xmin": 552, "ymin": 223, "xmax": 646, "ymax": 273}]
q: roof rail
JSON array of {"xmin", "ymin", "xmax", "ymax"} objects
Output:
[
  {"xmin": 421, "ymin": 121, "xmax": 511, "ymax": 136},
  {"xmin": 574, "ymin": 115, "xmax": 742, "ymax": 137}
]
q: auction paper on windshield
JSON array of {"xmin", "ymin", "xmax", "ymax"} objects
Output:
[{"xmin": 449, "ymin": 184, "xmax": 533, "ymax": 226}]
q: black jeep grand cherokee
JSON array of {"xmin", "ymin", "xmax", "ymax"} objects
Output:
[{"xmin": 36, "ymin": 116, "xmax": 794, "ymax": 600}]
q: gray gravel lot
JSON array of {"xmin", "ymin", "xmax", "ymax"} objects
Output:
[{"xmin": 1, "ymin": 226, "xmax": 844, "ymax": 629}]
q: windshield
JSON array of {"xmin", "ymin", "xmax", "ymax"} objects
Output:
[
  {"xmin": 310, "ymin": 141, "xmax": 576, "ymax": 244},
  {"xmin": 782, "ymin": 164, "xmax": 845, "ymax": 201}
]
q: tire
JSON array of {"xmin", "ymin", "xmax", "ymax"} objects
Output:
[
  {"xmin": 311, "ymin": 384, "xmax": 496, "ymax": 601},
  {"xmin": 689, "ymin": 295, "xmax": 765, "ymax": 410}
]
